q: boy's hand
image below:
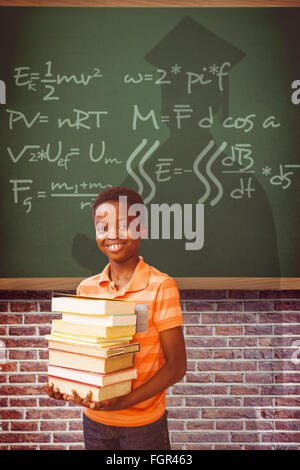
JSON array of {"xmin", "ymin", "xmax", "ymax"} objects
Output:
[
  {"xmin": 44, "ymin": 382, "xmax": 69, "ymax": 401},
  {"xmin": 68, "ymin": 389, "xmax": 132, "ymax": 411}
]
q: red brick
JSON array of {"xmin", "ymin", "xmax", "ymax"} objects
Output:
[
  {"xmin": 0, "ymin": 327, "xmax": 6, "ymax": 335},
  {"xmin": 39, "ymin": 397, "xmax": 68, "ymax": 407},
  {"xmin": 262, "ymin": 433, "xmax": 300, "ymax": 443},
  {"xmin": 10, "ymin": 398, "xmax": 37, "ymax": 407},
  {"xmin": 259, "ymin": 313, "xmax": 300, "ymax": 323},
  {"xmin": 26, "ymin": 409, "xmax": 81, "ymax": 419},
  {"xmin": 228, "ymin": 291, "xmax": 259, "ymax": 299},
  {"xmin": 172, "ymin": 385, "xmax": 228, "ymax": 395},
  {"xmin": 197, "ymin": 361, "xmax": 256, "ymax": 371},
  {"xmin": 0, "ymin": 363, "xmax": 17, "ymax": 372},
  {"xmin": 9, "ymin": 350, "xmax": 37, "ymax": 360},
  {"xmin": 202, "ymin": 313, "xmax": 256, "ymax": 324},
  {"xmin": 274, "ymin": 301, "xmax": 300, "ymax": 311},
  {"xmin": 274, "ymin": 325, "xmax": 300, "ymax": 335},
  {"xmin": 0, "ymin": 398, "xmax": 8, "ymax": 406},
  {"xmin": 185, "ymin": 326, "xmax": 213, "ymax": 336},
  {"xmin": 187, "ymin": 349, "xmax": 211, "ymax": 360},
  {"xmin": 185, "ymin": 444, "xmax": 213, "ymax": 450},
  {"xmin": 182, "ymin": 314, "xmax": 200, "ymax": 324},
  {"xmin": 0, "ymin": 385, "xmax": 45, "ymax": 395},
  {"xmin": 216, "ymin": 421, "xmax": 243, "ymax": 430},
  {"xmin": 39, "ymin": 445, "xmax": 68, "ymax": 450},
  {"xmin": 274, "ymin": 349, "xmax": 300, "ymax": 360},
  {"xmin": 275, "ymin": 421, "xmax": 300, "ymax": 431},
  {"xmin": 11, "ymin": 302, "xmax": 38, "ymax": 312},
  {"xmin": 180, "ymin": 290, "xmax": 226, "ymax": 300},
  {"xmin": 214, "ymin": 398, "xmax": 242, "ymax": 406},
  {"xmin": 0, "ymin": 433, "xmax": 50, "ymax": 443},
  {"xmin": 214, "ymin": 350, "xmax": 242, "ymax": 359},
  {"xmin": 275, "ymin": 373, "xmax": 300, "ymax": 383},
  {"xmin": 245, "ymin": 445, "xmax": 275, "ymax": 450},
  {"xmin": 245, "ymin": 373, "xmax": 273, "ymax": 383},
  {"xmin": 38, "ymin": 326, "xmax": 51, "ymax": 335},
  {"xmin": 0, "ymin": 302, "xmax": 9, "ymax": 312},
  {"xmin": 215, "ymin": 444, "xmax": 244, "ymax": 450},
  {"xmin": 230, "ymin": 385, "xmax": 259, "ymax": 395},
  {"xmin": 216, "ymin": 302, "xmax": 243, "ymax": 311},
  {"xmin": 166, "ymin": 397, "xmax": 184, "ymax": 406},
  {"xmin": 168, "ymin": 420, "xmax": 185, "ymax": 431},
  {"xmin": 262, "ymin": 385, "xmax": 300, "ymax": 395},
  {"xmin": 168, "ymin": 408, "xmax": 199, "ymax": 419},
  {"xmin": 0, "ymin": 291, "xmax": 52, "ymax": 300},
  {"xmin": 202, "ymin": 409, "xmax": 257, "ymax": 419},
  {"xmin": 186, "ymin": 373, "xmax": 212, "ymax": 383},
  {"xmin": 40, "ymin": 421, "xmax": 68, "ymax": 431},
  {"xmin": 8, "ymin": 326, "xmax": 37, "ymax": 336},
  {"xmin": 69, "ymin": 421, "xmax": 83, "ymax": 431},
  {"xmin": 0, "ymin": 315, "xmax": 22, "ymax": 324},
  {"xmin": 186, "ymin": 420, "xmax": 215, "ymax": 430},
  {"xmin": 185, "ymin": 302, "xmax": 215, "ymax": 312},
  {"xmin": 258, "ymin": 361, "xmax": 298, "ymax": 371},
  {"xmin": 68, "ymin": 444, "xmax": 85, "ymax": 450},
  {"xmin": 39, "ymin": 302, "xmax": 52, "ymax": 312},
  {"xmin": 20, "ymin": 362, "xmax": 48, "ymax": 372},
  {"xmin": 53, "ymin": 432, "xmax": 83, "ymax": 443},
  {"xmin": 4, "ymin": 337, "xmax": 46, "ymax": 348},
  {"xmin": 215, "ymin": 374, "xmax": 243, "ymax": 383},
  {"xmin": 9, "ymin": 374, "xmax": 36, "ymax": 384},
  {"xmin": 246, "ymin": 421, "xmax": 274, "ymax": 431},
  {"xmin": 243, "ymin": 301, "xmax": 274, "ymax": 311},
  {"xmin": 186, "ymin": 338, "xmax": 227, "ymax": 348},
  {"xmin": 39, "ymin": 350, "xmax": 49, "ymax": 360},
  {"xmin": 215, "ymin": 326, "xmax": 243, "ymax": 335},
  {"xmin": 172, "ymin": 432, "xmax": 229, "ymax": 443},
  {"xmin": 261, "ymin": 409, "xmax": 300, "ymax": 419},
  {"xmin": 0, "ymin": 409, "xmax": 24, "ymax": 419},
  {"xmin": 231, "ymin": 432, "xmax": 259, "ymax": 442},
  {"xmin": 10, "ymin": 445, "xmax": 39, "ymax": 450},
  {"xmin": 24, "ymin": 313, "xmax": 60, "ymax": 324},
  {"xmin": 244, "ymin": 325, "xmax": 273, "ymax": 335},
  {"xmin": 275, "ymin": 397, "xmax": 300, "ymax": 406},
  {"xmin": 243, "ymin": 349, "xmax": 272, "ymax": 359},
  {"xmin": 10, "ymin": 421, "xmax": 37, "ymax": 431},
  {"xmin": 259, "ymin": 291, "xmax": 300, "ymax": 299},
  {"xmin": 185, "ymin": 397, "xmax": 213, "ymax": 407},
  {"xmin": 229, "ymin": 337, "xmax": 257, "ymax": 347}
]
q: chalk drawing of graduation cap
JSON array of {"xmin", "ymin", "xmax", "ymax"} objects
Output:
[{"xmin": 144, "ymin": 15, "xmax": 245, "ymax": 120}]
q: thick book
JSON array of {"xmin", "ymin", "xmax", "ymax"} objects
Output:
[
  {"xmin": 49, "ymin": 348, "xmax": 135, "ymax": 374},
  {"xmin": 48, "ymin": 375, "xmax": 132, "ymax": 401},
  {"xmin": 47, "ymin": 364, "xmax": 137, "ymax": 387},
  {"xmin": 52, "ymin": 293, "xmax": 135, "ymax": 315},
  {"xmin": 50, "ymin": 332, "xmax": 132, "ymax": 345},
  {"xmin": 61, "ymin": 312, "xmax": 136, "ymax": 327},
  {"xmin": 46, "ymin": 335, "xmax": 140, "ymax": 357},
  {"xmin": 51, "ymin": 320, "xmax": 136, "ymax": 338}
]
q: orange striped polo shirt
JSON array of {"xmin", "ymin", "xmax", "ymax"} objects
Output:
[{"xmin": 76, "ymin": 256, "xmax": 183, "ymax": 427}]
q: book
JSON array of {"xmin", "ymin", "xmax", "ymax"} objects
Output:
[
  {"xmin": 48, "ymin": 364, "xmax": 137, "ymax": 387},
  {"xmin": 46, "ymin": 335, "xmax": 140, "ymax": 357},
  {"xmin": 61, "ymin": 312, "xmax": 137, "ymax": 327},
  {"xmin": 52, "ymin": 293, "xmax": 135, "ymax": 315},
  {"xmin": 49, "ymin": 348, "xmax": 135, "ymax": 374},
  {"xmin": 48, "ymin": 375, "xmax": 132, "ymax": 401},
  {"xmin": 51, "ymin": 320, "xmax": 136, "ymax": 339},
  {"xmin": 50, "ymin": 332, "xmax": 133, "ymax": 345}
]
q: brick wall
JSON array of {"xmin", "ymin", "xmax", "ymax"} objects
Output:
[{"xmin": 1, "ymin": 289, "xmax": 300, "ymax": 450}]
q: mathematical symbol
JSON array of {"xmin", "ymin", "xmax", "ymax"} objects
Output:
[
  {"xmin": 144, "ymin": 74, "xmax": 153, "ymax": 81},
  {"xmin": 37, "ymin": 191, "xmax": 46, "ymax": 198},
  {"xmin": 39, "ymin": 116, "xmax": 49, "ymax": 123},
  {"xmin": 161, "ymin": 116, "xmax": 170, "ymax": 123}
]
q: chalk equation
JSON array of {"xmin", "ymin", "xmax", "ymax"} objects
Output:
[{"xmin": 8, "ymin": 140, "xmax": 300, "ymax": 213}]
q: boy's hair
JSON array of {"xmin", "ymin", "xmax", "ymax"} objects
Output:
[{"xmin": 92, "ymin": 186, "xmax": 145, "ymax": 222}]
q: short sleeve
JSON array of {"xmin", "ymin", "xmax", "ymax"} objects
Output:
[{"xmin": 153, "ymin": 277, "xmax": 183, "ymax": 333}]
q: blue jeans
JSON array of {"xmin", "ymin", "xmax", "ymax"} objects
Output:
[{"xmin": 83, "ymin": 411, "xmax": 171, "ymax": 450}]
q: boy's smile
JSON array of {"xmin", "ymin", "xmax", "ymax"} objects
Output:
[{"xmin": 94, "ymin": 200, "xmax": 143, "ymax": 264}]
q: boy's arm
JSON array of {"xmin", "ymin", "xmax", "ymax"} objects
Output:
[{"xmin": 70, "ymin": 325, "xmax": 186, "ymax": 411}]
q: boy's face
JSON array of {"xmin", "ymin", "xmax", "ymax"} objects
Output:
[{"xmin": 94, "ymin": 200, "xmax": 142, "ymax": 263}]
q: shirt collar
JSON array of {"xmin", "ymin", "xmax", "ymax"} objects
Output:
[{"xmin": 99, "ymin": 256, "xmax": 150, "ymax": 293}]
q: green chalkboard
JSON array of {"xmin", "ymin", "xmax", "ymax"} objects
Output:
[{"xmin": 0, "ymin": 6, "xmax": 299, "ymax": 278}]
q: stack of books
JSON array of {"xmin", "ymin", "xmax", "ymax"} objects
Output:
[{"xmin": 46, "ymin": 293, "xmax": 139, "ymax": 401}]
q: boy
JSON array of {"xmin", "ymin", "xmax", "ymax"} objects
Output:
[{"xmin": 45, "ymin": 186, "xmax": 186, "ymax": 450}]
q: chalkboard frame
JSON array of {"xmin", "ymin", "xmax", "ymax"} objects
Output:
[{"xmin": 1, "ymin": 0, "xmax": 299, "ymax": 289}]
